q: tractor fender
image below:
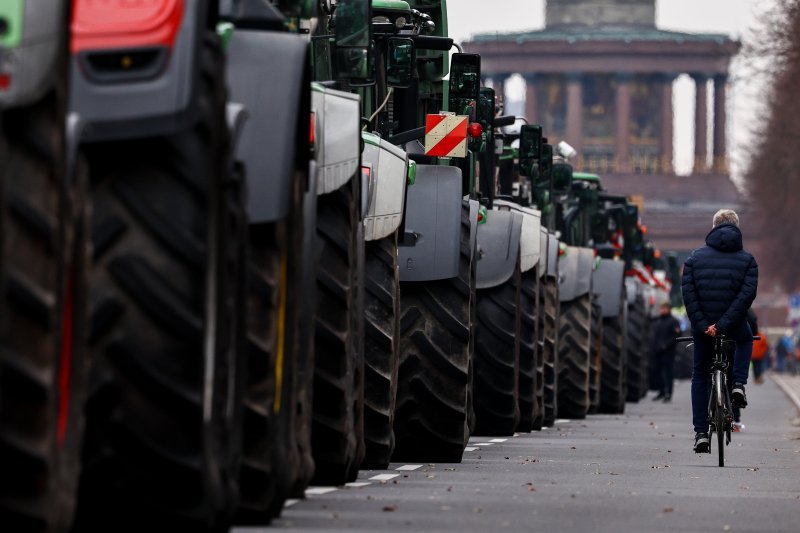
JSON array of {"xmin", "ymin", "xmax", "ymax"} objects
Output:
[
  {"xmin": 592, "ymin": 259, "xmax": 626, "ymax": 318},
  {"xmin": 559, "ymin": 246, "xmax": 594, "ymax": 302},
  {"xmin": 70, "ymin": 1, "xmax": 203, "ymax": 141},
  {"xmin": 398, "ymin": 165, "xmax": 462, "ymax": 282},
  {"xmin": 492, "ymin": 200, "xmax": 542, "ymax": 273},
  {"xmin": 312, "ymin": 84, "xmax": 361, "ymax": 196},
  {"xmin": 547, "ymin": 233, "xmax": 560, "ymax": 278},
  {"xmin": 226, "ymin": 102, "xmax": 249, "ymax": 156},
  {"xmin": 538, "ymin": 227, "xmax": 548, "ymax": 278},
  {"xmin": 226, "ymin": 30, "xmax": 310, "ymax": 224},
  {"xmin": 362, "ymin": 132, "xmax": 408, "ymax": 241},
  {"xmin": 0, "ymin": 0, "xmax": 64, "ymax": 109},
  {"xmin": 476, "ymin": 210, "xmax": 523, "ymax": 289},
  {"xmin": 468, "ymin": 197, "xmax": 479, "ymax": 259}
]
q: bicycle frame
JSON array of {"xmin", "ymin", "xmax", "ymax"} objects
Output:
[{"xmin": 708, "ymin": 335, "xmax": 734, "ymax": 448}]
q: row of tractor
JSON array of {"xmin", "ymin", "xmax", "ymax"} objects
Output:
[{"xmin": 0, "ymin": 0, "xmax": 674, "ymax": 531}]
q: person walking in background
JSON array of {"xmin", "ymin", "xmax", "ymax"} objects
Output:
[
  {"xmin": 751, "ymin": 331, "xmax": 769, "ymax": 384},
  {"xmin": 651, "ymin": 302, "xmax": 681, "ymax": 402},
  {"xmin": 775, "ymin": 335, "xmax": 790, "ymax": 373},
  {"xmin": 747, "ymin": 309, "xmax": 767, "ymax": 385}
]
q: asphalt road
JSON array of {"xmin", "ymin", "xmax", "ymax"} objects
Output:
[{"xmin": 237, "ymin": 377, "xmax": 800, "ymax": 532}]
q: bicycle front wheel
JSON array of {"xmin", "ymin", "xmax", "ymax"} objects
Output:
[{"xmin": 716, "ymin": 400, "xmax": 725, "ymax": 467}]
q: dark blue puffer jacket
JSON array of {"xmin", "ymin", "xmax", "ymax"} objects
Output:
[{"xmin": 681, "ymin": 223, "xmax": 758, "ymax": 334}]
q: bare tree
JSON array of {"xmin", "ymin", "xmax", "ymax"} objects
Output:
[{"xmin": 744, "ymin": 0, "xmax": 800, "ymax": 292}]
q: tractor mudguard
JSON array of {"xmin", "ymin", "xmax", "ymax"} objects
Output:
[
  {"xmin": 475, "ymin": 210, "xmax": 523, "ymax": 289},
  {"xmin": 362, "ymin": 132, "xmax": 408, "ymax": 241},
  {"xmin": 70, "ymin": 0, "xmax": 205, "ymax": 141},
  {"xmin": 468, "ymin": 197, "xmax": 479, "ymax": 258},
  {"xmin": 559, "ymin": 246, "xmax": 594, "ymax": 302},
  {"xmin": 398, "ymin": 165, "xmax": 462, "ymax": 282},
  {"xmin": 547, "ymin": 233, "xmax": 560, "ymax": 278},
  {"xmin": 592, "ymin": 259, "xmax": 625, "ymax": 318},
  {"xmin": 624, "ymin": 276, "xmax": 640, "ymax": 305},
  {"xmin": 312, "ymin": 84, "xmax": 361, "ymax": 196},
  {"xmin": 493, "ymin": 200, "xmax": 541, "ymax": 273},
  {"xmin": 0, "ymin": 0, "xmax": 64, "ymax": 109},
  {"xmin": 226, "ymin": 102, "xmax": 248, "ymax": 154},
  {"xmin": 226, "ymin": 29, "xmax": 309, "ymax": 224},
  {"xmin": 539, "ymin": 227, "xmax": 548, "ymax": 279}
]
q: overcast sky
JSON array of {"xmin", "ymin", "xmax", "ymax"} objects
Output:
[{"xmin": 447, "ymin": 0, "xmax": 777, "ymax": 178}]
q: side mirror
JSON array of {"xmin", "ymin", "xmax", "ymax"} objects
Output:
[
  {"xmin": 448, "ymin": 53, "xmax": 481, "ymax": 110},
  {"xmin": 552, "ymin": 162, "xmax": 573, "ymax": 192},
  {"xmin": 539, "ymin": 143, "xmax": 553, "ymax": 188},
  {"xmin": 477, "ymin": 87, "xmax": 495, "ymax": 130},
  {"xmin": 519, "ymin": 124, "xmax": 542, "ymax": 175},
  {"xmin": 386, "ymin": 37, "xmax": 414, "ymax": 88},
  {"xmin": 335, "ymin": 0, "xmax": 374, "ymax": 85}
]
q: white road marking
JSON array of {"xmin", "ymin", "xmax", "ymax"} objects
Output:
[
  {"xmin": 474, "ymin": 442, "xmax": 493, "ymax": 446},
  {"xmin": 395, "ymin": 464, "xmax": 424, "ymax": 471},
  {"xmin": 284, "ymin": 499, "xmax": 300, "ymax": 507},
  {"xmin": 489, "ymin": 438, "xmax": 508, "ymax": 443},
  {"xmin": 554, "ymin": 419, "xmax": 570, "ymax": 425},
  {"xmin": 464, "ymin": 446, "xmax": 479, "ymax": 451},
  {"xmin": 305, "ymin": 487, "xmax": 338, "ymax": 496},
  {"xmin": 369, "ymin": 473, "xmax": 400, "ymax": 481},
  {"xmin": 345, "ymin": 481, "xmax": 372, "ymax": 488}
]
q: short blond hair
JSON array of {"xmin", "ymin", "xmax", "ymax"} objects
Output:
[{"xmin": 712, "ymin": 209, "xmax": 739, "ymax": 228}]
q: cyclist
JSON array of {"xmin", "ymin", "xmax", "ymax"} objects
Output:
[{"xmin": 681, "ymin": 209, "xmax": 758, "ymax": 453}]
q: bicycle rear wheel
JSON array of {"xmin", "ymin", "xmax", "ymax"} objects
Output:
[{"xmin": 714, "ymin": 370, "xmax": 725, "ymax": 467}]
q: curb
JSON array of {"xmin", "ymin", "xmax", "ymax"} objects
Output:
[{"xmin": 771, "ymin": 374, "xmax": 800, "ymax": 413}]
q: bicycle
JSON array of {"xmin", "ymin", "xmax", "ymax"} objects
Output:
[{"xmin": 677, "ymin": 334, "xmax": 760, "ymax": 467}]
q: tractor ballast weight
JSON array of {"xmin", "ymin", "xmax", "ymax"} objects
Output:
[
  {"xmin": 312, "ymin": 85, "xmax": 361, "ymax": 195},
  {"xmin": 592, "ymin": 259, "xmax": 626, "ymax": 318},
  {"xmin": 226, "ymin": 29, "xmax": 311, "ymax": 223},
  {"xmin": 475, "ymin": 210, "xmax": 523, "ymax": 289},
  {"xmin": 0, "ymin": 0, "xmax": 64, "ymax": 108},
  {"xmin": 493, "ymin": 199, "xmax": 543, "ymax": 274},
  {"xmin": 559, "ymin": 245, "xmax": 594, "ymax": 302},
  {"xmin": 398, "ymin": 165, "xmax": 463, "ymax": 282},
  {"xmin": 362, "ymin": 132, "xmax": 409, "ymax": 241}
]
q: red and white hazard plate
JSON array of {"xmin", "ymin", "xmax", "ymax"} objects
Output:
[{"xmin": 424, "ymin": 114, "xmax": 468, "ymax": 158}]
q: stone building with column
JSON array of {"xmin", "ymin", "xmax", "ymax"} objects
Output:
[{"xmin": 464, "ymin": 0, "xmax": 745, "ymax": 256}]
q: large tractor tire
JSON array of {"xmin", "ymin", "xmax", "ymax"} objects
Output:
[
  {"xmin": 517, "ymin": 268, "xmax": 539, "ymax": 432},
  {"xmin": 362, "ymin": 234, "xmax": 400, "ymax": 469},
  {"xmin": 75, "ymin": 34, "xmax": 245, "ymax": 532},
  {"xmin": 588, "ymin": 298, "xmax": 603, "ymax": 414},
  {"xmin": 599, "ymin": 296, "xmax": 627, "ymax": 414},
  {"xmin": 0, "ymin": 55, "xmax": 89, "ymax": 531},
  {"xmin": 626, "ymin": 294, "xmax": 650, "ymax": 402},
  {"xmin": 236, "ymin": 171, "xmax": 305, "ymax": 523},
  {"xmin": 473, "ymin": 253, "xmax": 521, "ymax": 436},
  {"xmin": 557, "ymin": 293, "xmax": 591, "ymax": 420},
  {"xmin": 310, "ymin": 176, "xmax": 363, "ymax": 485},
  {"xmin": 541, "ymin": 275, "xmax": 559, "ymax": 427},
  {"xmin": 394, "ymin": 202, "xmax": 473, "ymax": 462}
]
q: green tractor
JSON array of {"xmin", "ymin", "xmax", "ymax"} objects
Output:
[
  {"xmin": 69, "ymin": 1, "xmax": 247, "ymax": 530},
  {"xmin": 313, "ymin": 0, "xmax": 479, "ymax": 462},
  {"xmin": 0, "ymin": 2, "xmax": 88, "ymax": 530}
]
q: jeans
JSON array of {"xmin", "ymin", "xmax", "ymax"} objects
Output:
[
  {"xmin": 657, "ymin": 352, "xmax": 675, "ymax": 397},
  {"xmin": 691, "ymin": 321, "xmax": 753, "ymax": 433}
]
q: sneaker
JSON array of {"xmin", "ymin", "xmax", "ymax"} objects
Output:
[
  {"xmin": 732, "ymin": 422, "xmax": 745, "ymax": 432},
  {"xmin": 694, "ymin": 432, "xmax": 710, "ymax": 453},
  {"xmin": 663, "ymin": 395, "xmax": 672, "ymax": 403},
  {"xmin": 732, "ymin": 383, "xmax": 748, "ymax": 408},
  {"xmin": 652, "ymin": 393, "xmax": 665, "ymax": 401}
]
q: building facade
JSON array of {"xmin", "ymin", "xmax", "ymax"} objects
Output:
[{"xmin": 464, "ymin": 0, "xmax": 745, "ymax": 256}]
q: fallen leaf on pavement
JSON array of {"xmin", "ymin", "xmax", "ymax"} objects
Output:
[{"xmin": 382, "ymin": 505, "xmax": 397, "ymax": 512}]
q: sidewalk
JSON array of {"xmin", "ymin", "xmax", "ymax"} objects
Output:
[{"xmin": 771, "ymin": 373, "xmax": 800, "ymax": 414}]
